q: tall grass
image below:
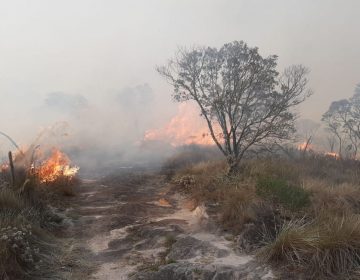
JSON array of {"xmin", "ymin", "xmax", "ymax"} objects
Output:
[
  {"xmin": 0, "ymin": 184, "xmax": 64, "ymax": 279},
  {"xmin": 0, "ymin": 188, "xmax": 25, "ymax": 210},
  {"xmin": 0, "ymin": 152, "xmax": 79, "ymax": 278},
  {"xmin": 169, "ymin": 151, "xmax": 360, "ymax": 278},
  {"xmin": 220, "ymin": 187, "xmax": 259, "ymax": 232},
  {"xmin": 260, "ymin": 214, "xmax": 360, "ymax": 279}
]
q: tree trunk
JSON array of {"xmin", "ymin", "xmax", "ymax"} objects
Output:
[
  {"xmin": 338, "ymin": 137, "xmax": 342, "ymax": 159},
  {"xmin": 227, "ymin": 157, "xmax": 240, "ymax": 175}
]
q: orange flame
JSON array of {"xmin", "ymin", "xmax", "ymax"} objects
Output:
[
  {"xmin": 144, "ymin": 103, "xmax": 220, "ymax": 146},
  {"xmin": 0, "ymin": 163, "xmax": 8, "ymax": 172},
  {"xmin": 297, "ymin": 142, "xmax": 313, "ymax": 151},
  {"xmin": 324, "ymin": 152, "xmax": 339, "ymax": 159},
  {"xmin": 37, "ymin": 149, "xmax": 79, "ymax": 183}
]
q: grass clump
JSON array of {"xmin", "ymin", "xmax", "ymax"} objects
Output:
[
  {"xmin": 260, "ymin": 214, "xmax": 360, "ymax": 279},
  {"xmin": 164, "ymin": 150, "xmax": 360, "ymax": 278},
  {"xmin": 0, "ymin": 188, "xmax": 25, "ymax": 211},
  {"xmin": 162, "ymin": 145, "xmax": 222, "ymax": 178},
  {"xmin": 0, "ymin": 206, "xmax": 63, "ymax": 280},
  {"xmin": 220, "ymin": 187, "xmax": 259, "ymax": 232},
  {"xmin": 256, "ymin": 177, "xmax": 310, "ymax": 210},
  {"xmin": 0, "ymin": 167, "xmax": 77, "ymax": 278}
]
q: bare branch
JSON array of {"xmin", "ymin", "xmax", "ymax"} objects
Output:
[{"xmin": 158, "ymin": 41, "xmax": 311, "ymax": 173}]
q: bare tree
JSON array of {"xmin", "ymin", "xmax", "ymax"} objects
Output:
[
  {"xmin": 326, "ymin": 135, "xmax": 337, "ymax": 153},
  {"xmin": 322, "ymin": 100, "xmax": 347, "ymax": 157},
  {"xmin": 322, "ymin": 85, "xmax": 360, "ymax": 159},
  {"xmin": 157, "ymin": 41, "xmax": 311, "ymax": 173},
  {"xmin": 296, "ymin": 119, "xmax": 320, "ymax": 156}
]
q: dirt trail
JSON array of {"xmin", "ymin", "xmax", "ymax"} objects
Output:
[{"xmin": 66, "ymin": 170, "xmax": 275, "ymax": 280}]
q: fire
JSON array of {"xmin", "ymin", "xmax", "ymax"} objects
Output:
[
  {"xmin": 144, "ymin": 103, "xmax": 220, "ymax": 146},
  {"xmin": 324, "ymin": 152, "xmax": 339, "ymax": 159},
  {"xmin": 297, "ymin": 142, "xmax": 313, "ymax": 151},
  {"xmin": 0, "ymin": 163, "xmax": 8, "ymax": 172},
  {"xmin": 37, "ymin": 149, "xmax": 79, "ymax": 183}
]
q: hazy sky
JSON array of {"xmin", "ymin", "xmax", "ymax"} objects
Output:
[{"xmin": 0, "ymin": 0, "xmax": 359, "ymax": 142}]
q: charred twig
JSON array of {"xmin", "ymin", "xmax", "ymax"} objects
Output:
[
  {"xmin": 8, "ymin": 151, "xmax": 15, "ymax": 187},
  {"xmin": 30, "ymin": 145, "xmax": 41, "ymax": 170},
  {"xmin": 19, "ymin": 178, "xmax": 31, "ymax": 194},
  {"xmin": 302, "ymin": 136, "xmax": 312, "ymax": 157}
]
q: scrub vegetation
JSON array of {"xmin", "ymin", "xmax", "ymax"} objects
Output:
[{"xmin": 166, "ymin": 148, "xmax": 360, "ymax": 279}]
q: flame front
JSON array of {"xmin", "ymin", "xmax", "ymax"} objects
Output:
[
  {"xmin": 297, "ymin": 142, "xmax": 313, "ymax": 151},
  {"xmin": 0, "ymin": 163, "xmax": 9, "ymax": 172},
  {"xmin": 324, "ymin": 152, "xmax": 339, "ymax": 159},
  {"xmin": 37, "ymin": 149, "xmax": 79, "ymax": 183},
  {"xmin": 144, "ymin": 103, "xmax": 220, "ymax": 146}
]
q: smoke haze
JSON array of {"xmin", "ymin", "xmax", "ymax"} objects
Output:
[{"xmin": 0, "ymin": 0, "xmax": 359, "ymax": 170}]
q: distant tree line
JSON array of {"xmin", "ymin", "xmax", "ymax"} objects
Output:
[{"xmin": 322, "ymin": 84, "xmax": 360, "ymax": 159}]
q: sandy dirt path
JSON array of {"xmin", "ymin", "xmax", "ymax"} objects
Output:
[
  {"xmin": 65, "ymin": 170, "xmax": 275, "ymax": 280},
  {"xmin": 65, "ymin": 171, "xmax": 176, "ymax": 279}
]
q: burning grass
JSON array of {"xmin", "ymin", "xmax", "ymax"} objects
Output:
[
  {"xmin": 0, "ymin": 145, "xmax": 80, "ymax": 278},
  {"xmin": 168, "ymin": 151, "xmax": 360, "ymax": 278},
  {"xmin": 36, "ymin": 149, "xmax": 79, "ymax": 184},
  {"xmin": 1, "ymin": 147, "xmax": 80, "ymax": 197}
]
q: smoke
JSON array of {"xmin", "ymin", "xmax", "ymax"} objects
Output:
[
  {"xmin": 1, "ymin": 1, "xmax": 359, "ymax": 175},
  {"xmin": 44, "ymin": 92, "xmax": 89, "ymax": 113},
  {"xmin": 0, "ymin": 83, "xmax": 182, "ymax": 176}
]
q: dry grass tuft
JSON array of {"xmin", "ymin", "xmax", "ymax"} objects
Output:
[
  {"xmin": 0, "ymin": 170, "xmax": 75, "ymax": 278},
  {"xmin": 162, "ymin": 145, "xmax": 222, "ymax": 177},
  {"xmin": 173, "ymin": 160, "xmax": 269, "ymax": 233},
  {"xmin": 43, "ymin": 176, "xmax": 79, "ymax": 197},
  {"xmin": 260, "ymin": 214, "xmax": 360, "ymax": 279},
  {"xmin": 220, "ymin": 187, "xmax": 259, "ymax": 232},
  {"xmin": 173, "ymin": 160, "xmax": 227, "ymax": 202},
  {"xmin": 168, "ymin": 152, "xmax": 360, "ymax": 278},
  {"xmin": 0, "ymin": 187, "xmax": 25, "ymax": 210},
  {"xmin": 0, "ymin": 207, "xmax": 63, "ymax": 280},
  {"xmin": 304, "ymin": 179, "xmax": 360, "ymax": 215}
]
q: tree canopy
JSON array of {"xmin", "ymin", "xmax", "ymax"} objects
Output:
[
  {"xmin": 158, "ymin": 41, "xmax": 311, "ymax": 172},
  {"xmin": 322, "ymin": 84, "xmax": 360, "ymax": 158}
]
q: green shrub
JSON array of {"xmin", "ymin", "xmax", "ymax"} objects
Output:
[{"xmin": 257, "ymin": 177, "xmax": 310, "ymax": 210}]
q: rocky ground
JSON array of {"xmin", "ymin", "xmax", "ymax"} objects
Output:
[{"xmin": 65, "ymin": 169, "xmax": 275, "ymax": 280}]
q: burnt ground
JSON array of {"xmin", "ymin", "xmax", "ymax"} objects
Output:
[{"xmin": 63, "ymin": 169, "xmax": 275, "ymax": 280}]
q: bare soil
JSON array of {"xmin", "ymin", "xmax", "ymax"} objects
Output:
[{"xmin": 63, "ymin": 170, "xmax": 275, "ymax": 280}]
